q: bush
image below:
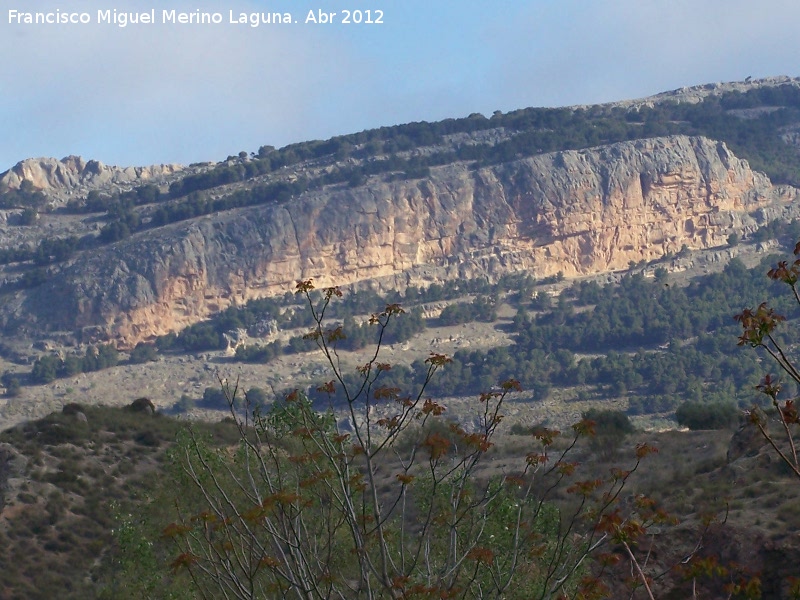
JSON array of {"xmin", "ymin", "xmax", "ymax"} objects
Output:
[
  {"xmin": 126, "ymin": 397, "xmax": 155, "ymax": 414},
  {"xmin": 233, "ymin": 341, "xmax": 282, "ymax": 363},
  {"xmin": 31, "ymin": 355, "xmax": 60, "ymax": 384},
  {"xmin": 583, "ymin": 408, "xmax": 635, "ymax": 459},
  {"xmin": 583, "ymin": 408, "xmax": 634, "ymax": 436},
  {"xmin": 18, "ymin": 207, "xmax": 38, "ymax": 225},
  {"xmin": 2, "ymin": 372, "xmax": 21, "ymax": 397},
  {"xmin": 129, "ymin": 343, "xmax": 158, "ymax": 364},
  {"xmin": 675, "ymin": 401, "xmax": 738, "ymax": 430},
  {"xmin": 154, "ymin": 281, "xmax": 673, "ymax": 599},
  {"xmin": 244, "ymin": 387, "xmax": 269, "ymax": 408},
  {"xmin": 200, "ymin": 387, "xmax": 229, "ymax": 409},
  {"xmin": 173, "ymin": 394, "xmax": 196, "ymax": 413}
]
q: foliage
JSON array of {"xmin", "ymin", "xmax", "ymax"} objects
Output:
[
  {"xmin": 582, "ymin": 409, "xmax": 635, "ymax": 459},
  {"xmin": 724, "ymin": 239, "xmax": 800, "ymax": 597},
  {"xmin": 0, "ymin": 180, "xmax": 48, "ymax": 210},
  {"xmin": 200, "ymin": 386, "xmax": 229, "ymax": 410},
  {"xmin": 675, "ymin": 402, "xmax": 739, "ymax": 430},
  {"xmin": 234, "ymin": 340, "xmax": 283, "ymax": 363},
  {"xmin": 24, "ymin": 252, "xmax": 789, "ymax": 430},
  {"xmin": 158, "ymin": 281, "xmax": 669, "ymax": 599},
  {"xmin": 438, "ymin": 295, "xmax": 497, "ymax": 326},
  {"xmin": 129, "ymin": 342, "xmax": 158, "ymax": 364},
  {"xmin": 21, "ymin": 252, "xmax": 798, "ymax": 431},
  {"xmin": 152, "ymin": 83, "xmax": 800, "ymax": 207},
  {"xmin": 30, "ymin": 344, "xmax": 120, "ymax": 384},
  {"xmin": 19, "ymin": 82, "xmax": 798, "ymax": 290},
  {"xmin": 3, "ymin": 374, "xmax": 21, "ymax": 397},
  {"xmin": 735, "ymin": 241, "xmax": 800, "ymax": 481},
  {"xmin": 175, "ymin": 321, "xmax": 227, "ymax": 352},
  {"xmin": 0, "ymin": 404, "xmax": 238, "ymax": 600},
  {"xmin": 18, "ymin": 206, "xmax": 38, "ymax": 225},
  {"xmin": 31, "ymin": 354, "xmax": 60, "ymax": 384}
]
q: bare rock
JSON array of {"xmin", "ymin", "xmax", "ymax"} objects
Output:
[
  {"xmin": 727, "ymin": 413, "xmax": 769, "ymax": 463},
  {"xmin": 5, "ymin": 135, "xmax": 798, "ymax": 347},
  {"xmin": 0, "ymin": 156, "xmax": 184, "ymax": 205},
  {"xmin": 126, "ymin": 397, "xmax": 156, "ymax": 415}
]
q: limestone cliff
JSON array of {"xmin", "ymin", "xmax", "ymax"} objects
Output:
[
  {"xmin": 7, "ymin": 135, "xmax": 797, "ymax": 346},
  {"xmin": 0, "ymin": 156, "xmax": 183, "ymax": 204}
]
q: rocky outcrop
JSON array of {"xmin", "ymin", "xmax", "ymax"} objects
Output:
[
  {"xmin": 593, "ymin": 75, "xmax": 800, "ymax": 111},
  {"xmin": 6, "ymin": 135, "xmax": 797, "ymax": 346},
  {"xmin": 0, "ymin": 156, "xmax": 183, "ymax": 203}
]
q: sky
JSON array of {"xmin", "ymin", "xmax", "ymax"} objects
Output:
[{"xmin": 2, "ymin": 0, "xmax": 800, "ymax": 171}]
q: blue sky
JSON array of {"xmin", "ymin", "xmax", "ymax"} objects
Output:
[{"xmin": 2, "ymin": 0, "xmax": 800, "ymax": 171}]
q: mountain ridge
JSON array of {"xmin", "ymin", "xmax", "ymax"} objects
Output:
[
  {"xmin": 3, "ymin": 134, "xmax": 794, "ymax": 347},
  {"xmin": 2, "ymin": 77, "xmax": 800, "ymax": 346},
  {"xmin": 4, "ymin": 76, "xmax": 800, "ymax": 203},
  {"xmin": 0, "ymin": 155, "xmax": 186, "ymax": 205},
  {"xmin": 574, "ymin": 74, "xmax": 800, "ymax": 110}
]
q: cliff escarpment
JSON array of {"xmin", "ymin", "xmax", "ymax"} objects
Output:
[{"xmin": 7, "ymin": 135, "xmax": 796, "ymax": 345}]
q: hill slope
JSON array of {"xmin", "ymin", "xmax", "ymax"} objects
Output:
[
  {"xmin": 3, "ymin": 135, "xmax": 795, "ymax": 346},
  {"xmin": 3, "ymin": 78, "xmax": 800, "ymax": 346}
]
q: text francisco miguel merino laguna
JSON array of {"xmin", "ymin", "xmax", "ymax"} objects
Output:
[{"xmin": 6, "ymin": 8, "xmax": 371, "ymax": 27}]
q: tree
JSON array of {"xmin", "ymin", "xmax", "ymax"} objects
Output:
[
  {"xmin": 31, "ymin": 355, "xmax": 60, "ymax": 384},
  {"xmin": 2, "ymin": 372, "xmax": 20, "ymax": 397},
  {"xmin": 735, "ymin": 242, "xmax": 800, "ymax": 481},
  {"xmin": 675, "ymin": 402, "xmax": 738, "ymax": 430},
  {"xmin": 159, "ymin": 280, "xmax": 665, "ymax": 599},
  {"xmin": 129, "ymin": 342, "xmax": 158, "ymax": 364},
  {"xmin": 583, "ymin": 408, "xmax": 634, "ymax": 459},
  {"xmin": 729, "ymin": 243, "xmax": 800, "ymax": 598},
  {"xmin": 18, "ymin": 207, "xmax": 38, "ymax": 225},
  {"xmin": 99, "ymin": 220, "xmax": 130, "ymax": 243}
]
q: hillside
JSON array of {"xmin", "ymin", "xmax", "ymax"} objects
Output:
[
  {"xmin": 0, "ymin": 135, "xmax": 790, "ymax": 347},
  {"xmin": 0, "ymin": 401, "xmax": 797, "ymax": 599},
  {"xmin": 2, "ymin": 78, "xmax": 800, "ymax": 347},
  {"xmin": 4, "ymin": 74, "xmax": 800, "ymax": 596},
  {"xmin": 0, "ymin": 78, "xmax": 798, "ymax": 425}
]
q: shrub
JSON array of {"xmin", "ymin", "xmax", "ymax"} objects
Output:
[
  {"xmin": 129, "ymin": 343, "xmax": 158, "ymax": 364},
  {"xmin": 675, "ymin": 401, "xmax": 738, "ymax": 430},
  {"xmin": 31, "ymin": 355, "xmax": 60, "ymax": 384},
  {"xmin": 126, "ymin": 397, "xmax": 155, "ymax": 414},
  {"xmin": 583, "ymin": 408, "xmax": 635, "ymax": 459},
  {"xmin": 3, "ymin": 374, "xmax": 21, "ymax": 397},
  {"xmin": 156, "ymin": 281, "xmax": 672, "ymax": 600}
]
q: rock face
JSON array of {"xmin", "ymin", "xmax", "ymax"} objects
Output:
[
  {"xmin": 7, "ymin": 135, "xmax": 797, "ymax": 346},
  {"xmin": 0, "ymin": 156, "xmax": 183, "ymax": 203}
]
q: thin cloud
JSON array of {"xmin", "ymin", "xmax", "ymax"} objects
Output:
[
  {"xmin": 1, "ymin": 0, "xmax": 799, "ymax": 170},
  {"xmin": 1, "ymin": 0, "xmax": 361, "ymax": 167}
]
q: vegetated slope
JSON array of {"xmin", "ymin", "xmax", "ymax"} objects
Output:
[
  {"xmin": 0, "ymin": 402, "xmax": 798, "ymax": 599},
  {"xmin": 14, "ymin": 239, "xmax": 796, "ymax": 431},
  {"xmin": 3, "ymin": 79, "xmax": 800, "ymax": 347},
  {"xmin": 0, "ymin": 403, "xmax": 201, "ymax": 599}
]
